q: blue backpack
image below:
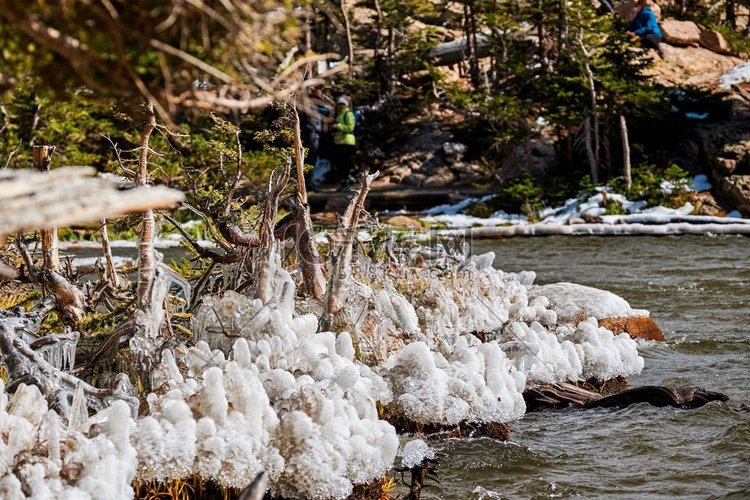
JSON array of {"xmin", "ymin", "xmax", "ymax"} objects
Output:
[{"xmin": 350, "ymin": 109, "xmax": 362, "ymax": 136}]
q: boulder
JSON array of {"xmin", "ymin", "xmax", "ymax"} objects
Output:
[
  {"xmin": 646, "ymin": 45, "xmax": 743, "ymax": 89},
  {"xmin": 387, "ymin": 215, "xmax": 423, "ymax": 230},
  {"xmin": 690, "ymin": 191, "xmax": 727, "ymax": 217},
  {"xmin": 598, "ymin": 316, "xmax": 666, "ymax": 341},
  {"xmin": 661, "ymin": 19, "xmax": 702, "ymax": 46},
  {"xmin": 387, "ymin": 165, "xmax": 413, "ymax": 183},
  {"xmin": 442, "ymin": 142, "xmax": 468, "ymax": 164},
  {"xmin": 423, "ymin": 166, "xmax": 457, "ymax": 187},
  {"xmin": 719, "ymin": 175, "xmax": 750, "ymax": 215},
  {"xmin": 403, "ymin": 172, "xmax": 427, "ymax": 187},
  {"xmin": 529, "ymin": 282, "xmax": 650, "ymax": 324},
  {"xmin": 614, "ymin": 0, "xmax": 661, "ymax": 23},
  {"xmin": 699, "ymin": 28, "xmax": 731, "ymax": 54},
  {"xmin": 450, "ymin": 162, "xmax": 486, "ymax": 184}
]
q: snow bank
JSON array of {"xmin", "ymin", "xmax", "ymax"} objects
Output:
[
  {"xmin": 421, "ymin": 182, "xmax": 744, "ymax": 230},
  {"xmin": 719, "ymin": 61, "xmax": 750, "ymax": 89}
]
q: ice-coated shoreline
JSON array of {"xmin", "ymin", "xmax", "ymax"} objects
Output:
[
  {"xmin": 418, "ymin": 177, "xmax": 749, "ymax": 236},
  {"xmin": 0, "ymin": 247, "xmax": 648, "ymax": 499}
]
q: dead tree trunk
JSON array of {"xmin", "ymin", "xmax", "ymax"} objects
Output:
[
  {"xmin": 620, "ymin": 114, "xmax": 632, "ymax": 190},
  {"xmin": 727, "ymin": 0, "xmax": 736, "ymax": 29},
  {"xmin": 293, "ymin": 108, "xmax": 327, "ymax": 299},
  {"xmin": 463, "ymin": 0, "xmax": 481, "ymax": 87},
  {"xmin": 255, "ymin": 160, "xmax": 291, "ymax": 303},
  {"xmin": 321, "ymin": 172, "xmax": 378, "ymax": 331},
  {"xmin": 33, "ymin": 145, "xmax": 60, "ymax": 272},
  {"xmin": 136, "ymin": 104, "xmax": 157, "ymax": 308},
  {"xmin": 578, "ymin": 35, "xmax": 599, "ymax": 181},
  {"xmin": 584, "ymin": 116, "xmax": 598, "ymax": 183},
  {"xmin": 99, "ymin": 217, "xmax": 119, "ymax": 287},
  {"xmin": 341, "ymin": 0, "xmax": 354, "ymax": 79}
]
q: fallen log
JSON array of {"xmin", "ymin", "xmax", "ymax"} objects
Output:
[
  {"xmin": 425, "ymin": 33, "xmax": 492, "ymax": 67},
  {"xmin": 586, "ymin": 385, "xmax": 730, "ymax": 410},
  {"xmin": 524, "ymin": 382, "xmax": 729, "ymax": 411},
  {"xmin": 0, "ymin": 167, "xmax": 183, "ymax": 237},
  {"xmin": 443, "ymin": 222, "xmax": 750, "ymax": 239}
]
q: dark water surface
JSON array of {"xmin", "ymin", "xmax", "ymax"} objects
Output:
[
  {"xmin": 75, "ymin": 237, "xmax": 750, "ymax": 497},
  {"xmin": 424, "ymin": 236, "xmax": 750, "ymax": 499}
]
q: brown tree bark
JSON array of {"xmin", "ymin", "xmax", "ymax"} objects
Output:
[
  {"xmin": 136, "ymin": 104, "xmax": 157, "ymax": 308},
  {"xmin": 293, "ymin": 108, "xmax": 326, "ymax": 299},
  {"xmin": 33, "ymin": 145, "xmax": 60, "ymax": 272},
  {"xmin": 620, "ymin": 114, "xmax": 632, "ymax": 190},
  {"xmin": 99, "ymin": 217, "xmax": 118, "ymax": 287}
]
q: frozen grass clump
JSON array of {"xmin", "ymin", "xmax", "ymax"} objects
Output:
[
  {"xmin": 0, "ymin": 382, "xmax": 137, "ymax": 499},
  {"xmin": 556, "ymin": 318, "xmax": 645, "ymax": 380},
  {"xmin": 135, "ymin": 346, "xmax": 282, "ymax": 488},
  {"xmin": 384, "ymin": 339, "xmax": 526, "ymax": 425}
]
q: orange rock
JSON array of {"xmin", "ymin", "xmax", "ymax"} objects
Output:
[
  {"xmin": 599, "ymin": 316, "xmax": 666, "ymax": 341},
  {"xmin": 387, "ymin": 215, "xmax": 424, "ymax": 229},
  {"xmin": 700, "ymin": 28, "xmax": 731, "ymax": 55}
]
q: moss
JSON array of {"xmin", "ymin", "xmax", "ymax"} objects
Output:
[
  {"xmin": 77, "ymin": 312, "xmax": 123, "ymax": 338},
  {"xmin": 465, "ymin": 202, "xmax": 491, "ymax": 218},
  {"xmin": 603, "ymin": 198, "xmax": 626, "ymax": 216},
  {"xmin": 0, "ymin": 285, "xmax": 42, "ymax": 310},
  {"xmin": 39, "ymin": 311, "xmax": 65, "ymax": 335}
]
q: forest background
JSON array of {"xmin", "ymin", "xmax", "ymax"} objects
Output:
[{"xmin": 0, "ymin": 0, "xmax": 747, "ymax": 222}]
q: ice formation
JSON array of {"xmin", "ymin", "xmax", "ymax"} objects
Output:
[
  {"xmin": 529, "ymin": 282, "xmax": 649, "ymax": 323},
  {"xmin": 36, "ymin": 333, "xmax": 79, "ymax": 373},
  {"xmin": 0, "ymin": 381, "xmax": 137, "ymax": 499},
  {"xmin": 0, "ymin": 246, "xmax": 648, "ymax": 498},
  {"xmin": 400, "ymin": 439, "xmax": 436, "ymax": 469}
]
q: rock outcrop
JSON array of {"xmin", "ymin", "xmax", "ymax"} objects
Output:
[
  {"xmin": 598, "ymin": 316, "xmax": 666, "ymax": 342},
  {"xmin": 646, "ymin": 45, "xmax": 743, "ymax": 89},
  {"xmin": 719, "ymin": 175, "xmax": 750, "ymax": 214},
  {"xmin": 691, "ymin": 97, "xmax": 750, "ymax": 216},
  {"xmin": 661, "ymin": 19, "xmax": 702, "ymax": 46}
]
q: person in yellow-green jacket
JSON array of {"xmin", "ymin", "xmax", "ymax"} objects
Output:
[{"xmin": 331, "ymin": 96, "xmax": 357, "ymax": 190}]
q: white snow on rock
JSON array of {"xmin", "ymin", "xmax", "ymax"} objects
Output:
[
  {"xmin": 421, "ymin": 183, "xmax": 745, "ymax": 229},
  {"xmin": 529, "ymin": 282, "xmax": 649, "ymax": 323},
  {"xmin": 720, "ymin": 61, "xmax": 750, "ymax": 88}
]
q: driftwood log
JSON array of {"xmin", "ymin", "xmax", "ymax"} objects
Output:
[
  {"xmin": 0, "ymin": 167, "xmax": 183, "ymax": 237},
  {"xmin": 0, "ymin": 165, "xmax": 181, "ymax": 417},
  {"xmin": 524, "ymin": 382, "xmax": 729, "ymax": 412},
  {"xmin": 455, "ymin": 222, "xmax": 750, "ymax": 238}
]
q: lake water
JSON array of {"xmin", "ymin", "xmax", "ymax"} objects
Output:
[
  {"xmin": 419, "ymin": 236, "xmax": 750, "ymax": 499},
  {"xmin": 73, "ymin": 236, "xmax": 749, "ymax": 498}
]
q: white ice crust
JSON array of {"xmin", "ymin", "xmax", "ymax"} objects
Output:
[
  {"xmin": 0, "ymin": 249, "xmax": 647, "ymax": 498},
  {"xmin": 529, "ymin": 282, "xmax": 649, "ymax": 323}
]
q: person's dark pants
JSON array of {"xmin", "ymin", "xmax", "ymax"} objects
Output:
[
  {"xmin": 640, "ymin": 34, "xmax": 662, "ymax": 50},
  {"xmin": 329, "ymin": 144, "xmax": 357, "ymax": 183}
]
